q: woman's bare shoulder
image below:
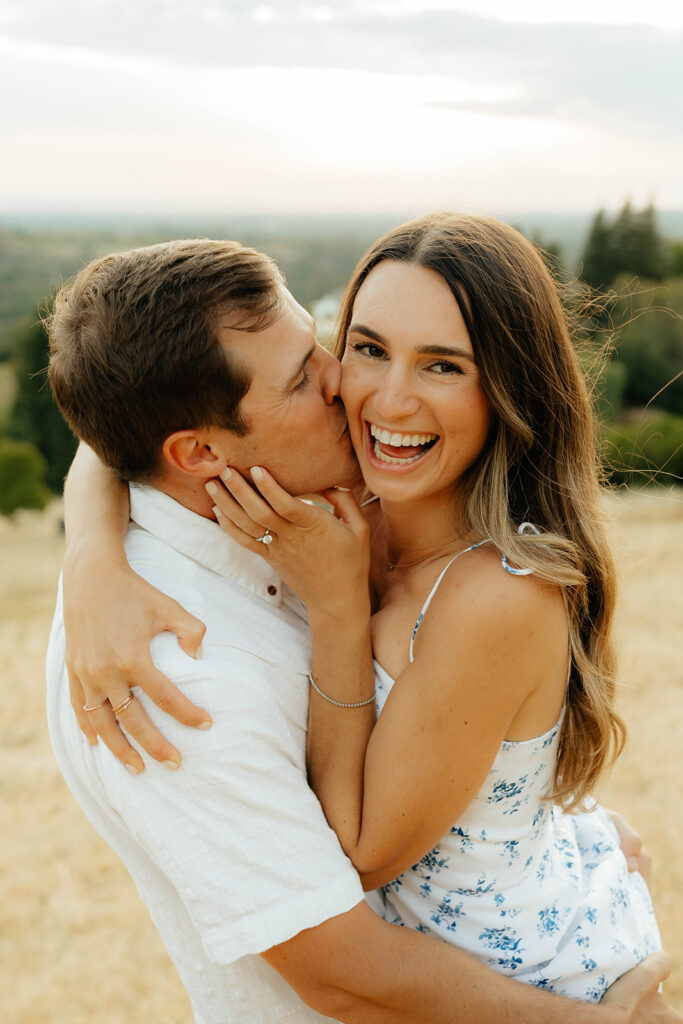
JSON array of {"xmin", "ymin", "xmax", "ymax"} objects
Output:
[{"xmin": 421, "ymin": 542, "xmax": 565, "ymax": 643}]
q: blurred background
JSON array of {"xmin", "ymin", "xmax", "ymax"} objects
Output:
[{"xmin": 0, "ymin": 1, "xmax": 681, "ymax": 1020}]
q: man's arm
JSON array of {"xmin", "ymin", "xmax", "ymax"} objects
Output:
[
  {"xmin": 62, "ymin": 442, "xmax": 209, "ymax": 770},
  {"xmin": 265, "ymin": 902, "xmax": 676, "ymax": 1024}
]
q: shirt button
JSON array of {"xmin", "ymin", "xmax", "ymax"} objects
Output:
[{"xmin": 267, "ymin": 585, "xmax": 278, "ymax": 596}]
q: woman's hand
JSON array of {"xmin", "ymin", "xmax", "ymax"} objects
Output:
[
  {"xmin": 206, "ymin": 466, "xmax": 370, "ymax": 617},
  {"xmin": 63, "ymin": 548, "xmax": 210, "ymax": 774}
]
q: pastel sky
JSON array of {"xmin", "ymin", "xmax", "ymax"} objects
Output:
[{"xmin": 1, "ymin": 0, "xmax": 681, "ymax": 216}]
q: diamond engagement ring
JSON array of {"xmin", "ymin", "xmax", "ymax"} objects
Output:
[{"xmin": 255, "ymin": 531, "xmax": 273, "ymax": 545}]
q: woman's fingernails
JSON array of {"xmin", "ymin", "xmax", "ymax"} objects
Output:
[
  {"xmin": 198, "ymin": 718, "xmax": 213, "ymax": 731},
  {"xmin": 250, "ymin": 466, "xmax": 264, "ymax": 481},
  {"xmin": 628, "ymin": 856, "xmax": 639, "ymax": 872},
  {"xmin": 125, "ymin": 763, "xmax": 141, "ymax": 775},
  {"xmin": 205, "ymin": 481, "xmax": 218, "ymax": 495},
  {"xmin": 212, "ymin": 505, "xmax": 222, "ymax": 519},
  {"xmin": 163, "ymin": 759, "xmax": 180, "ymax": 771},
  {"xmin": 220, "ymin": 467, "xmax": 232, "ymax": 482}
]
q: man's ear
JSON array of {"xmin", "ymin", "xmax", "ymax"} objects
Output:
[{"xmin": 162, "ymin": 430, "xmax": 232, "ymax": 477}]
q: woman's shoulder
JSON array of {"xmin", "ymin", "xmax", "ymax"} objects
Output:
[{"xmin": 421, "ymin": 541, "xmax": 565, "ymax": 641}]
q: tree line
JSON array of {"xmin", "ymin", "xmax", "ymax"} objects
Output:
[{"xmin": 1, "ymin": 205, "xmax": 681, "ymax": 514}]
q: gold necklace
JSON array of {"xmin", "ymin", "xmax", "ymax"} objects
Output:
[{"xmin": 387, "ymin": 545, "xmax": 458, "ymax": 572}]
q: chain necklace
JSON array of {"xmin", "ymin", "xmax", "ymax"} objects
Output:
[{"xmin": 387, "ymin": 544, "xmax": 460, "ymax": 572}]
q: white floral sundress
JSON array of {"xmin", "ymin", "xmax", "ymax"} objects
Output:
[{"xmin": 374, "ymin": 539, "xmax": 661, "ymax": 1002}]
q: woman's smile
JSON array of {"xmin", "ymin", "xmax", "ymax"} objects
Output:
[{"xmin": 365, "ymin": 421, "xmax": 439, "ymax": 470}]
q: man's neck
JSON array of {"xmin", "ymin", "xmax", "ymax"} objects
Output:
[{"xmin": 151, "ymin": 472, "xmax": 217, "ymax": 520}]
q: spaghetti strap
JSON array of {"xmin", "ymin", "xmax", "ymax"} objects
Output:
[{"xmin": 409, "ymin": 539, "xmax": 491, "ymax": 663}]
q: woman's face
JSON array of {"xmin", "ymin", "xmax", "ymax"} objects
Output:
[{"xmin": 340, "ymin": 260, "xmax": 491, "ymax": 505}]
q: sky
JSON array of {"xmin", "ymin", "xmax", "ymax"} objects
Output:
[{"xmin": 1, "ymin": 0, "xmax": 681, "ymax": 218}]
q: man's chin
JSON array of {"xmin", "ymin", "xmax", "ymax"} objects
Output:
[{"xmin": 335, "ymin": 458, "xmax": 363, "ymax": 490}]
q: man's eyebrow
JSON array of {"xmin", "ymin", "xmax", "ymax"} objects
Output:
[
  {"xmin": 347, "ymin": 323, "xmax": 475, "ymax": 361},
  {"xmin": 283, "ymin": 345, "xmax": 316, "ymax": 390}
]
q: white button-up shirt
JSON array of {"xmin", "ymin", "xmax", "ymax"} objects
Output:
[{"xmin": 47, "ymin": 483, "xmax": 364, "ymax": 1024}]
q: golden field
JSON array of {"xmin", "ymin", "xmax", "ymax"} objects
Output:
[{"xmin": 1, "ymin": 490, "xmax": 681, "ymax": 1023}]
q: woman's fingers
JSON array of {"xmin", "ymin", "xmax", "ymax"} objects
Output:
[
  {"xmin": 161, "ymin": 595, "xmax": 207, "ymax": 662},
  {"xmin": 249, "ymin": 467, "xmax": 318, "ymax": 527},
  {"xmin": 322, "ymin": 487, "xmax": 368, "ymax": 533},
  {"xmin": 83, "ymin": 700, "xmax": 146, "ymax": 774},
  {"xmin": 69, "ymin": 673, "xmax": 99, "ymax": 745},
  {"xmin": 134, "ymin": 660, "xmax": 212, "ymax": 732},
  {"xmin": 211, "ymin": 502, "xmax": 272, "ymax": 556},
  {"xmin": 206, "ymin": 476, "xmax": 277, "ymax": 537}
]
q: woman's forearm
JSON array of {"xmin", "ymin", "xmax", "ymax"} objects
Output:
[
  {"xmin": 63, "ymin": 442, "xmax": 129, "ymax": 565},
  {"xmin": 306, "ymin": 600, "xmax": 375, "ymax": 856}
]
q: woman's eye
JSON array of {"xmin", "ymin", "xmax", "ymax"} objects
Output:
[
  {"xmin": 352, "ymin": 342, "xmax": 386, "ymax": 359},
  {"xmin": 429, "ymin": 360, "xmax": 464, "ymax": 375}
]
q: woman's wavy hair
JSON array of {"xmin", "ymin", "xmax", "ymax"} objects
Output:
[{"xmin": 334, "ymin": 213, "xmax": 624, "ymax": 810}]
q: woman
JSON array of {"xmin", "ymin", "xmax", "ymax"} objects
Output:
[{"xmin": 61, "ymin": 215, "xmax": 660, "ymax": 1000}]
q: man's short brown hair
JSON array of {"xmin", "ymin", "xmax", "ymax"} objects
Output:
[{"xmin": 47, "ymin": 238, "xmax": 284, "ymax": 480}]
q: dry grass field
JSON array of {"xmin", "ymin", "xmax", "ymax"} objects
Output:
[{"xmin": 1, "ymin": 490, "xmax": 681, "ymax": 1023}]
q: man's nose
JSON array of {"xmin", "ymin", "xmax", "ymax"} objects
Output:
[{"xmin": 319, "ymin": 345, "xmax": 342, "ymax": 404}]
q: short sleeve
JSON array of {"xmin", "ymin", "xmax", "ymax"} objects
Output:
[{"xmin": 101, "ymin": 635, "xmax": 364, "ymax": 964}]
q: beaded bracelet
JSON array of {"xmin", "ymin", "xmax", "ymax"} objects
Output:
[{"xmin": 308, "ymin": 673, "xmax": 376, "ymax": 709}]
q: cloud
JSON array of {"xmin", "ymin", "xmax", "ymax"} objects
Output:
[{"xmin": 1, "ymin": 2, "xmax": 681, "ymax": 138}]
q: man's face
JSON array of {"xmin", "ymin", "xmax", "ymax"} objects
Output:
[{"xmin": 218, "ymin": 288, "xmax": 359, "ymax": 494}]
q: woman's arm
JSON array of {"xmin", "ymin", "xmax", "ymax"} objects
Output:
[
  {"xmin": 346, "ymin": 561, "xmax": 563, "ymax": 888},
  {"xmin": 62, "ymin": 443, "xmax": 210, "ymax": 772},
  {"xmin": 209, "ymin": 466, "xmax": 377, "ymax": 849}
]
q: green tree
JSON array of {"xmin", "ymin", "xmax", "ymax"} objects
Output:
[
  {"xmin": 612, "ymin": 277, "xmax": 683, "ymax": 415},
  {"xmin": 668, "ymin": 240, "xmax": 683, "ymax": 277},
  {"xmin": 602, "ymin": 411, "xmax": 683, "ymax": 487},
  {"xmin": 611, "ymin": 201, "xmax": 640, "ymax": 281},
  {"xmin": 580, "ymin": 203, "xmax": 668, "ymax": 289},
  {"xmin": 0, "ymin": 437, "xmax": 51, "ymax": 515},
  {"xmin": 7, "ymin": 314, "xmax": 77, "ymax": 493},
  {"xmin": 581, "ymin": 209, "xmax": 614, "ymax": 289},
  {"xmin": 629, "ymin": 204, "xmax": 668, "ymax": 281}
]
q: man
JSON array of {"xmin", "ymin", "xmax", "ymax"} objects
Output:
[{"xmin": 46, "ymin": 239, "xmax": 675, "ymax": 1024}]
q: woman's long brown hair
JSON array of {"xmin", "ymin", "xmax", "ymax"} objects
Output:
[{"xmin": 334, "ymin": 213, "xmax": 624, "ymax": 811}]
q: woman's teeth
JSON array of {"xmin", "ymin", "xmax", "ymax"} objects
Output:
[
  {"xmin": 369, "ymin": 423, "xmax": 438, "ymax": 465},
  {"xmin": 370, "ymin": 425, "xmax": 438, "ymax": 447}
]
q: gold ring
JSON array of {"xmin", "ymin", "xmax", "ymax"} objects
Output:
[
  {"xmin": 83, "ymin": 698, "xmax": 110, "ymax": 712},
  {"xmin": 111, "ymin": 692, "xmax": 136, "ymax": 716}
]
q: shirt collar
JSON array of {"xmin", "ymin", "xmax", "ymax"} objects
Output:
[{"xmin": 129, "ymin": 482, "xmax": 283, "ymax": 607}]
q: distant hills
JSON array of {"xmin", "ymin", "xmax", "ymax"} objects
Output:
[{"xmin": 1, "ymin": 209, "xmax": 682, "ymax": 361}]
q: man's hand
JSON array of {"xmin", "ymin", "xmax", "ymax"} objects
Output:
[
  {"xmin": 606, "ymin": 807, "xmax": 654, "ymax": 888},
  {"xmin": 602, "ymin": 951, "xmax": 681, "ymax": 1023}
]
